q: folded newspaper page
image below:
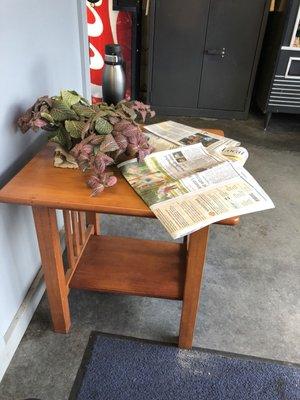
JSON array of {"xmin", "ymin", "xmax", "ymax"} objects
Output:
[
  {"xmin": 145, "ymin": 120, "xmax": 249, "ymax": 165},
  {"xmin": 118, "ymin": 143, "xmax": 274, "ymax": 240},
  {"xmin": 145, "ymin": 120, "xmax": 239, "ymax": 151}
]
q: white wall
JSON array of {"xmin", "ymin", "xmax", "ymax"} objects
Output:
[{"xmin": 0, "ymin": 0, "xmax": 89, "ymax": 379}]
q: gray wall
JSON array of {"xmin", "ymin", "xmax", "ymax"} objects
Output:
[{"xmin": 0, "ymin": 0, "xmax": 88, "ymax": 337}]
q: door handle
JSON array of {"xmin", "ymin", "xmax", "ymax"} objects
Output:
[
  {"xmin": 145, "ymin": 0, "xmax": 150, "ymax": 15},
  {"xmin": 205, "ymin": 48, "xmax": 226, "ymax": 58}
]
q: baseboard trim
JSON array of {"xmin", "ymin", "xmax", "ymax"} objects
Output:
[
  {"xmin": 0, "ymin": 228, "xmax": 65, "ymax": 382},
  {"xmin": 0, "ymin": 269, "xmax": 45, "ymax": 382}
]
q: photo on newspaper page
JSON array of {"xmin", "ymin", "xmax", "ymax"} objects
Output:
[
  {"xmin": 145, "ymin": 120, "xmax": 240, "ymax": 152},
  {"xmin": 118, "ymin": 143, "xmax": 274, "ymax": 239}
]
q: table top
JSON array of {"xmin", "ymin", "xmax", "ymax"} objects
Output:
[
  {"xmin": 0, "ymin": 128, "xmax": 238, "ymax": 223},
  {"xmin": 0, "ymin": 144, "xmax": 154, "ymax": 217}
]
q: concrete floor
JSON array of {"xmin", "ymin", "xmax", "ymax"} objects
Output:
[{"xmin": 1, "ymin": 112, "xmax": 299, "ymax": 400}]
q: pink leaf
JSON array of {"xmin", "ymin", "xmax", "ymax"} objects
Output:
[
  {"xmin": 105, "ymin": 175, "xmax": 117, "ymax": 187},
  {"xmin": 33, "ymin": 118, "xmax": 48, "ymax": 128}
]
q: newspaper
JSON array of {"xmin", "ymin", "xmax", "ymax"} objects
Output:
[
  {"xmin": 118, "ymin": 143, "xmax": 274, "ymax": 240},
  {"xmin": 145, "ymin": 120, "xmax": 249, "ymax": 165}
]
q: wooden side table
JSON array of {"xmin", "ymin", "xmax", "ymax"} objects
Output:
[{"xmin": 0, "ymin": 129, "xmax": 239, "ymax": 349}]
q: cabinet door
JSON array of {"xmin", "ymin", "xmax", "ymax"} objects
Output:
[
  {"xmin": 198, "ymin": 0, "xmax": 267, "ymax": 111},
  {"xmin": 150, "ymin": 0, "xmax": 210, "ymax": 108}
]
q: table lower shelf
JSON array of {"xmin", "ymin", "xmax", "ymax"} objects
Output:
[{"xmin": 69, "ymin": 235, "xmax": 187, "ymax": 300}]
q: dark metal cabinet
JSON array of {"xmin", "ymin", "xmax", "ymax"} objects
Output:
[
  {"xmin": 150, "ymin": 0, "xmax": 210, "ymax": 108},
  {"xmin": 147, "ymin": 0, "xmax": 270, "ymax": 118}
]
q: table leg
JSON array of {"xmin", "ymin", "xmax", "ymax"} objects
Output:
[
  {"xmin": 179, "ymin": 227, "xmax": 209, "ymax": 349},
  {"xmin": 86, "ymin": 212, "xmax": 100, "ymax": 235},
  {"xmin": 32, "ymin": 206, "xmax": 71, "ymax": 333}
]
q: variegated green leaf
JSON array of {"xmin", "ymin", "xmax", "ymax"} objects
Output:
[
  {"xmin": 94, "ymin": 117, "xmax": 113, "ymax": 135},
  {"xmin": 61, "ymin": 90, "xmax": 81, "ymax": 107},
  {"xmin": 61, "ymin": 127, "xmax": 72, "ymax": 150},
  {"xmin": 49, "ymin": 128, "xmax": 71, "ymax": 150},
  {"xmin": 107, "ymin": 110, "xmax": 118, "ymax": 117},
  {"xmin": 50, "ymin": 100, "xmax": 78, "ymax": 121},
  {"xmin": 94, "ymin": 110, "xmax": 109, "ymax": 119},
  {"xmin": 41, "ymin": 112, "xmax": 54, "ymax": 123},
  {"xmin": 65, "ymin": 120, "xmax": 87, "ymax": 138},
  {"xmin": 72, "ymin": 103, "xmax": 96, "ymax": 118},
  {"xmin": 49, "ymin": 134, "xmax": 62, "ymax": 146}
]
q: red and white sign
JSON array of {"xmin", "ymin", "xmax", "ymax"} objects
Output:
[{"xmin": 86, "ymin": 0, "xmax": 132, "ymax": 103}]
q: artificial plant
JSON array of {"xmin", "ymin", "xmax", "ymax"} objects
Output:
[{"xmin": 18, "ymin": 90, "xmax": 155, "ymax": 195}]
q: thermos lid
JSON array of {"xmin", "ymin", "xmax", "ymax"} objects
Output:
[{"xmin": 105, "ymin": 44, "xmax": 122, "ymax": 56}]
